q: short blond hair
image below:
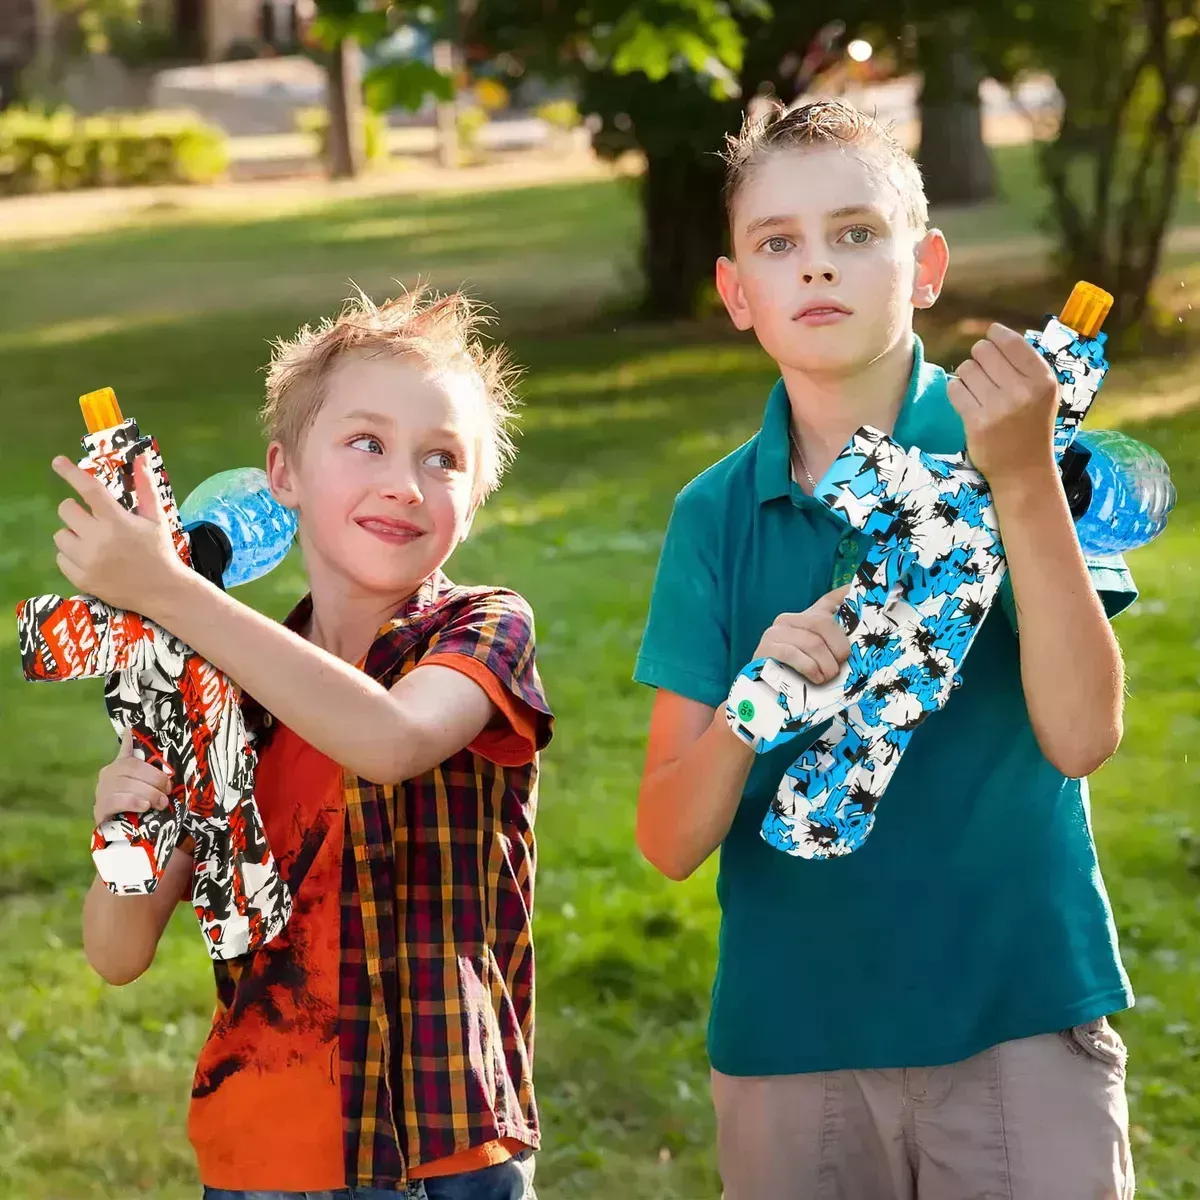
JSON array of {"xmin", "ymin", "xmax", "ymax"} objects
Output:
[
  {"xmin": 722, "ymin": 98, "xmax": 929, "ymax": 232},
  {"xmin": 262, "ymin": 285, "xmax": 520, "ymax": 505}
]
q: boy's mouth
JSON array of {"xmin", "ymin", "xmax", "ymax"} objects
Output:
[
  {"xmin": 794, "ymin": 301, "xmax": 852, "ymax": 325},
  {"xmin": 355, "ymin": 516, "xmax": 426, "ymax": 544}
]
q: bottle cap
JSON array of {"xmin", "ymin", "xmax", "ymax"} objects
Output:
[
  {"xmin": 79, "ymin": 387, "xmax": 123, "ymax": 433},
  {"xmin": 1059, "ymin": 282, "xmax": 1114, "ymax": 338}
]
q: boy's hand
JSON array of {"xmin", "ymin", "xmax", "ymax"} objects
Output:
[
  {"xmin": 948, "ymin": 323, "xmax": 1060, "ymax": 486},
  {"xmin": 95, "ymin": 728, "xmax": 174, "ymax": 825},
  {"xmin": 753, "ymin": 586, "xmax": 852, "ymax": 684},
  {"xmin": 51, "ymin": 452, "xmax": 188, "ymax": 621}
]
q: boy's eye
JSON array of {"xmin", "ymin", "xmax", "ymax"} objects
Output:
[
  {"xmin": 349, "ymin": 434, "xmax": 384, "ymax": 454},
  {"xmin": 762, "ymin": 235, "xmax": 793, "ymax": 254},
  {"xmin": 840, "ymin": 226, "xmax": 874, "ymax": 246},
  {"xmin": 424, "ymin": 450, "xmax": 459, "ymax": 471}
]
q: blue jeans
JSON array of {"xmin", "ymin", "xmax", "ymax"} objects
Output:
[{"xmin": 202, "ymin": 1150, "xmax": 536, "ymax": 1200}]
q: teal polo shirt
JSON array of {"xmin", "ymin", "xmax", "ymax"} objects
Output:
[{"xmin": 634, "ymin": 336, "xmax": 1137, "ymax": 1075}]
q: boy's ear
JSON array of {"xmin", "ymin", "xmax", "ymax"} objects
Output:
[
  {"xmin": 912, "ymin": 228, "xmax": 950, "ymax": 310},
  {"xmin": 716, "ymin": 256, "xmax": 755, "ymax": 331},
  {"xmin": 265, "ymin": 441, "xmax": 298, "ymax": 509}
]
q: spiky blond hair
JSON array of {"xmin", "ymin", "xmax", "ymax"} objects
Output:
[{"xmin": 262, "ymin": 284, "xmax": 520, "ymax": 505}]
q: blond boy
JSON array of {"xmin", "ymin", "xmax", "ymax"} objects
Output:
[
  {"xmin": 60, "ymin": 289, "xmax": 552, "ymax": 1200},
  {"xmin": 634, "ymin": 101, "xmax": 1137, "ymax": 1198}
]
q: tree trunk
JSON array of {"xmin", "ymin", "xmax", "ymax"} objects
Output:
[
  {"xmin": 174, "ymin": 0, "xmax": 204, "ymax": 59},
  {"xmin": 640, "ymin": 148, "xmax": 728, "ymax": 318},
  {"xmin": 915, "ymin": 10, "xmax": 996, "ymax": 207},
  {"xmin": 326, "ymin": 36, "xmax": 365, "ymax": 180}
]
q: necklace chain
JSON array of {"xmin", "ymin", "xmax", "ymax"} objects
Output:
[{"xmin": 788, "ymin": 424, "xmax": 817, "ymax": 490}]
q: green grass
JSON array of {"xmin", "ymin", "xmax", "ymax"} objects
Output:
[{"xmin": 1, "ymin": 151, "xmax": 1199, "ymax": 1198}]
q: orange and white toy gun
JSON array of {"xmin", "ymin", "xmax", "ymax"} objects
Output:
[{"xmin": 16, "ymin": 388, "xmax": 292, "ymax": 960}]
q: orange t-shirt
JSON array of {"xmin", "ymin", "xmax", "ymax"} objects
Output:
[{"xmin": 188, "ymin": 659, "xmax": 534, "ymax": 1190}]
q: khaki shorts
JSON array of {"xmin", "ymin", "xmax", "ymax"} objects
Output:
[{"xmin": 712, "ymin": 1018, "xmax": 1133, "ymax": 1200}]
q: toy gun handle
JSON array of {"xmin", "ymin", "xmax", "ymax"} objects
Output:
[{"xmin": 726, "ymin": 582, "xmax": 924, "ymax": 751}]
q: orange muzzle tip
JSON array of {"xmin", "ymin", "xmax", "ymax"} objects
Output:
[
  {"xmin": 1059, "ymin": 282, "xmax": 1114, "ymax": 339},
  {"xmin": 79, "ymin": 387, "xmax": 123, "ymax": 434}
]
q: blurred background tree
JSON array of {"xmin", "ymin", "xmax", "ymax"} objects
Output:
[{"xmin": 11, "ymin": 0, "xmax": 1200, "ymax": 336}]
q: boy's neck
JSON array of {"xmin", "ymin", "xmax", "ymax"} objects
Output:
[
  {"xmin": 779, "ymin": 334, "xmax": 915, "ymax": 482},
  {"xmin": 301, "ymin": 569, "xmax": 429, "ymax": 664}
]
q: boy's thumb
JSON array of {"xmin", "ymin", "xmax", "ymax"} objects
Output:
[
  {"xmin": 119, "ymin": 726, "xmax": 134, "ymax": 757},
  {"xmin": 818, "ymin": 584, "xmax": 853, "ymax": 610}
]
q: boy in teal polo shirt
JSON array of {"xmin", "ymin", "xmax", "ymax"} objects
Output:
[{"xmin": 634, "ymin": 100, "xmax": 1137, "ymax": 1198}]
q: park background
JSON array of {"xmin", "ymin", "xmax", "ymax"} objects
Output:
[{"xmin": 1, "ymin": 2, "xmax": 1198, "ymax": 1197}]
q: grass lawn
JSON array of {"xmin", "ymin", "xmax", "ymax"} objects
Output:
[{"xmin": 0, "ymin": 143, "xmax": 1198, "ymax": 1198}]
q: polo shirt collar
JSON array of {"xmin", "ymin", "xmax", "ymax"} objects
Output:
[{"xmin": 754, "ymin": 334, "xmax": 952, "ymax": 506}]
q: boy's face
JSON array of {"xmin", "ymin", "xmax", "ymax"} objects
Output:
[
  {"xmin": 716, "ymin": 145, "xmax": 948, "ymax": 375},
  {"xmin": 268, "ymin": 353, "xmax": 480, "ymax": 600}
]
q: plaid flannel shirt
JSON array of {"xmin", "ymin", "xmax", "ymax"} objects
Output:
[{"xmin": 220, "ymin": 569, "xmax": 554, "ymax": 1187}]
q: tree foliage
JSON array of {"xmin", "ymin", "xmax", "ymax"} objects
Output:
[
  {"xmin": 309, "ymin": 1, "xmax": 455, "ymax": 111},
  {"xmin": 1029, "ymin": 0, "xmax": 1200, "ymax": 341}
]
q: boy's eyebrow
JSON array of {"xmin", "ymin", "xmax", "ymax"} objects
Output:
[
  {"xmin": 742, "ymin": 214, "xmax": 794, "ymax": 236},
  {"xmin": 341, "ymin": 408, "xmax": 394, "ymax": 425},
  {"xmin": 826, "ymin": 204, "xmax": 889, "ymax": 221},
  {"xmin": 428, "ymin": 426, "xmax": 468, "ymax": 445},
  {"xmin": 339, "ymin": 411, "xmax": 468, "ymax": 446},
  {"xmin": 743, "ymin": 205, "xmax": 888, "ymax": 236}
]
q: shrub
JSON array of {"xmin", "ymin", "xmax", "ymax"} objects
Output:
[
  {"xmin": 295, "ymin": 106, "xmax": 388, "ymax": 167},
  {"xmin": 0, "ymin": 106, "xmax": 229, "ymax": 194},
  {"xmin": 456, "ymin": 104, "xmax": 487, "ymax": 153},
  {"xmin": 536, "ymin": 98, "xmax": 581, "ymax": 133}
]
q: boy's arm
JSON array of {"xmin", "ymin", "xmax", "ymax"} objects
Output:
[
  {"xmin": 152, "ymin": 571, "xmax": 496, "ymax": 784},
  {"xmin": 637, "ymin": 586, "xmax": 851, "ymax": 878},
  {"xmin": 992, "ymin": 467, "xmax": 1124, "ymax": 778},
  {"xmin": 51, "ymin": 454, "xmax": 501, "ymax": 783},
  {"xmin": 949, "ymin": 323, "xmax": 1124, "ymax": 780},
  {"xmin": 637, "ymin": 691, "xmax": 755, "ymax": 881},
  {"xmin": 82, "ymin": 845, "xmax": 193, "ymax": 985}
]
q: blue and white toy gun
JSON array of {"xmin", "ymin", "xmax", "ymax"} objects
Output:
[{"xmin": 725, "ymin": 282, "xmax": 1175, "ymax": 861}]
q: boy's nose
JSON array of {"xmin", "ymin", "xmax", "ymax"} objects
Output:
[
  {"xmin": 383, "ymin": 477, "xmax": 424, "ymax": 504},
  {"xmin": 801, "ymin": 264, "xmax": 839, "ymax": 285}
]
